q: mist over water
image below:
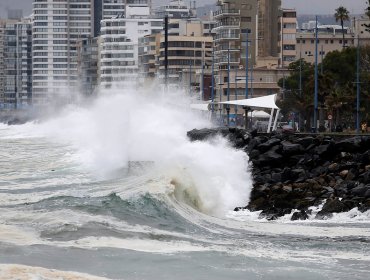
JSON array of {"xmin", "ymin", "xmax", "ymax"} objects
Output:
[{"xmin": 13, "ymin": 86, "xmax": 252, "ymax": 215}]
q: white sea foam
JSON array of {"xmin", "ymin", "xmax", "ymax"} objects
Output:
[
  {"xmin": 0, "ymin": 87, "xmax": 253, "ymax": 216},
  {"xmin": 228, "ymin": 204, "xmax": 370, "ymax": 225}
]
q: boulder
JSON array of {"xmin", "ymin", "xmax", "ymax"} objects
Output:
[
  {"xmin": 291, "ymin": 210, "xmax": 309, "ymax": 221},
  {"xmin": 335, "ymin": 137, "xmax": 363, "ymax": 153},
  {"xmin": 281, "ymin": 141, "xmax": 304, "ymax": 155},
  {"xmin": 257, "ymin": 138, "xmax": 281, "ymax": 153},
  {"xmin": 316, "ymin": 198, "xmax": 351, "ymax": 219},
  {"xmin": 350, "ymin": 186, "xmax": 369, "ymax": 197},
  {"xmin": 297, "ymin": 137, "xmax": 315, "ymax": 148}
]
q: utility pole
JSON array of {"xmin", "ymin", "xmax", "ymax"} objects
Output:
[
  {"xmin": 314, "ymin": 16, "xmax": 319, "ymax": 133},
  {"xmin": 164, "ymin": 15, "xmax": 169, "ymax": 92},
  {"xmin": 356, "ymin": 35, "xmax": 361, "ymax": 134}
]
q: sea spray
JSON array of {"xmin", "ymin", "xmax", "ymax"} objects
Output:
[{"xmin": 7, "ymin": 87, "xmax": 253, "ymax": 216}]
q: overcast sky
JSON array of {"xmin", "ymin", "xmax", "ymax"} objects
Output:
[{"xmin": 0, "ymin": 0, "xmax": 367, "ymax": 18}]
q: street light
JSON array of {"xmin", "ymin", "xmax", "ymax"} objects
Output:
[
  {"xmin": 356, "ymin": 35, "xmax": 361, "ymax": 134},
  {"xmin": 314, "ymin": 15, "xmax": 319, "ymax": 133},
  {"xmin": 245, "ymin": 29, "xmax": 249, "ymax": 99},
  {"xmin": 227, "ymin": 47, "xmax": 230, "ymax": 126},
  {"xmin": 211, "ymin": 43, "xmax": 215, "ymax": 113}
]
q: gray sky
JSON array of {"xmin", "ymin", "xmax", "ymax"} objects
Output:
[{"xmin": 0, "ymin": 0, "xmax": 367, "ymax": 17}]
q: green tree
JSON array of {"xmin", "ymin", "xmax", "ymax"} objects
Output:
[
  {"xmin": 277, "ymin": 59, "xmax": 314, "ymax": 131},
  {"xmin": 278, "ymin": 47, "xmax": 370, "ymax": 132},
  {"xmin": 334, "ymin": 6, "xmax": 350, "ymax": 49}
]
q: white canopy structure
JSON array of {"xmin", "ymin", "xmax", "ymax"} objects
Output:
[
  {"xmin": 247, "ymin": 110, "xmax": 271, "ymax": 118},
  {"xmin": 190, "ymin": 103, "xmax": 209, "ymax": 111},
  {"xmin": 218, "ymin": 94, "xmax": 279, "ymax": 109},
  {"xmin": 218, "ymin": 94, "xmax": 281, "ymax": 132}
]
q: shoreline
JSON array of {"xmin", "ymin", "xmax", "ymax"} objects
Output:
[{"xmin": 187, "ymin": 127, "xmax": 370, "ymax": 221}]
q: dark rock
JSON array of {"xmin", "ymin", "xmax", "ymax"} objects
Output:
[
  {"xmin": 316, "ymin": 198, "xmax": 351, "ymax": 219},
  {"xmin": 248, "ymin": 196, "xmax": 267, "ymax": 211},
  {"xmin": 254, "ymin": 146, "xmax": 283, "ymax": 166},
  {"xmin": 249, "ymin": 149, "xmax": 260, "ymax": 160},
  {"xmin": 259, "ymin": 207, "xmax": 291, "ymax": 221},
  {"xmin": 281, "ymin": 141, "xmax": 304, "ymax": 155},
  {"xmin": 365, "ymin": 189, "xmax": 370, "ymax": 199},
  {"xmin": 291, "ymin": 210, "xmax": 309, "ymax": 221},
  {"xmin": 335, "ymin": 137, "xmax": 363, "ymax": 153},
  {"xmin": 297, "ymin": 137, "xmax": 314, "ymax": 148},
  {"xmin": 291, "ymin": 168, "xmax": 307, "ymax": 181},
  {"xmin": 257, "ymin": 138, "xmax": 281, "ymax": 153},
  {"xmin": 362, "ymin": 171, "xmax": 370, "ymax": 184},
  {"xmin": 314, "ymin": 144, "xmax": 332, "ymax": 157},
  {"xmin": 351, "ymin": 186, "xmax": 369, "ymax": 197},
  {"xmin": 187, "ymin": 128, "xmax": 227, "ymax": 141},
  {"xmin": 270, "ymin": 172, "xmax": 282, "ymax": 183}
]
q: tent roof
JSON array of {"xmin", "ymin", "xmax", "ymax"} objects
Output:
[
  {"xmin": 248, "ymin": 110, "xmax": 271, "ymax": 118},
  {"xmin": 218, "ymin": 94, "xmax": 279, "ymax": 110}
]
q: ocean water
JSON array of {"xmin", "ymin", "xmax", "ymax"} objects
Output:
[{"xmin": 0, "ymin": 89, "xmax": 369, "ymax": 280}]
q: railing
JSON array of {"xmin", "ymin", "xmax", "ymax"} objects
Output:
[
  {"xmin": 213, "ymin": 9, "xmax": 240, "ymax": 17},
  {"xmin": 214, "ymin": 20, "xmax": 240, "ymax": 28},
  {"xmin": 214, "ymin": 34, "xmax": 240, "ymax": 41}
]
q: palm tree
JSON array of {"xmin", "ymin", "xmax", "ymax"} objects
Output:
[{"xmin": 335, "ymin": 6, "xmax": 350, "ymax": 49}]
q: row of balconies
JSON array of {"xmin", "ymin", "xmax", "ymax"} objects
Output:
[{"xmin": 213, "ymin": 9, "xmax": 240, "ymax": 18}]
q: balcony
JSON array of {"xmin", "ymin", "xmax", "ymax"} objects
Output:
[
  {"xmin": 213, "ymin": 9, "xmax": 240, "ymax": 18},
  {"xmin": 213, "ymin": 19, "xmax": 240, "ymax": 30},
  {"xmin": 214, "ymin": 33, "xmax": 240, "ymax": 42}
]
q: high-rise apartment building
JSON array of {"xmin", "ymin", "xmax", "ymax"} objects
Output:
[
  {"xmin": 99, "ymin": 3, "xmax": 162, "ymax": 89},
  {"xmin": 280, "ymin": 9, "xmax": 297, "ymax": 67},
  {"xmin": 154, "ymin": 0, "xmax": 195, "ymax": 19},
  {"xmin": 77, "ymin": 37, "xmax": 100, "ymax": 96},
  {"xmin": 0, "ymin": 18, "xmax": 32, "ymax": 109},
  {"xmin": 32, "ymin": 0, "xmax": 94, "ymax": 106},
  {"xmin": 94, "ymin": 0, "xmax": 152, "ymax": 36},
  {"xmin": 213, "ymin": 0, "xmax": 282, "ymax": 101}
]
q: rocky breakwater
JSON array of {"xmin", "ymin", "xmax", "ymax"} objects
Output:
[{"xmin": 187, "ymin": 128, "xmax": 370, "ymax": 220}]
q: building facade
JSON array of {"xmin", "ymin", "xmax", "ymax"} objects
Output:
[
  {"xmin": 213, "ymin": 0, "xmax": 282, "ymax": 105},
  {"xmin": 77, "ymin": 36, "xmax": 100, "ymax": 96},
  {"xmin": 297, "ymin": 26, "xmax": 355, "ymax": 64},
  {"xmin": 280, "ymin": 9, "xmax": 297, "ymax": 67},
  {"xmin": 32, "ymin": 0, "xmax": 94, "ymax": 106},
  {"xmin": 0, "ymin": 18, "xmax": 32, "ymax": 109},
  {"xmin": 99, "ymin": 6, "xmax": 162, "ymax": 89},
  {"xmin": 154, "ymin": 0, "xmax": 195, "ymax": 19}
]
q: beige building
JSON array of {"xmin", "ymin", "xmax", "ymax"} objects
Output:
[
  {"xmin": 352, "ymin": 16, "xmax": 370, "ymax": 45},
  {"xmin": 280, "ymin": 9, "xmax": 297, "ymax": 67},
  {"xmin": 138, "ymin": 33, "xmax": 161, "ymax": 80},
  {"xmin": 297, "ymin": 26, "xmax": 355, "ymax": 64},
  {"xmin": 138, "ymin": 18, "xmax": 214, "ymax": 94},
  {"xmin": 213, "ymin": 0, "xmax": 282, "ymax": 104},
  {"xmin": 158, "ymin": 35, "xmax": 213, "ymax": 88}
]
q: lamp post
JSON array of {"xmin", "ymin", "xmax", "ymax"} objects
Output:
[
  {"xmin": 189, "ymin": 60, "xmax": 192, "ymax": 96},
  {"xmin": 226, "ymin": 47, "xmax": 230, "ymax": 126},
  {"xmin": 321, "ymin": 45, "xmax": 324, "ymax": 75},
  {"xmin": 219, "ymin": 65, "xmax": 222, "ymax": 123},
  {"xmin": 245, "ymin": 29, "xmax": 249, "ymax": 99},
  {"xmin": 356, "ymin": 35, "xmax": 361, "ymax": 134},
  {"xmin": 299, "ymin": 37, "xmax": 303, "ymax": 132},
  {"xmin": 314, "ymin": 15, "xmax": 319, "ymax": 133},
  {"xmin": 201, "ymin": 47, "xmax": 205, "ymax": 101},
  {"xmin": 211, "ymin": 43, "xmax": 215, "ymax": 113}
]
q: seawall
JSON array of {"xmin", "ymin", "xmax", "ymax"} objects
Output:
[{"xmin": 187, "ymin": 128, "xmax": 370, "ymax": 220}]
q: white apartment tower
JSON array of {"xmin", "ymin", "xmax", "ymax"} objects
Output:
[
  {"xmin": 99, "ymin": 1, "xmax": 161, "ymax": 89},
  {"xmin": 32, "ymin": 0, "xmax": 93, "ymax": 106}
]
